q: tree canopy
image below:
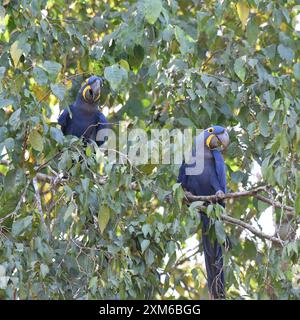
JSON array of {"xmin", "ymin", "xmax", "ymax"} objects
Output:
[{"xmin": 0, "ymin": 0, "xmax": 299, "ymax": 300}]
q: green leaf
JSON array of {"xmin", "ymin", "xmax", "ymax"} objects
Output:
[
  {"xmin": 145, "ymin": 249, "xmax": 155, "ymax": 266},
  {"xmin": 293, "ymin": 62, "xmax": 300, "ymax": 80},
  {"xmin": 29, "ymin": 129, "xmax": 44, "ymax": 152},
  {"xmin": 0, "ymin": 273, "xmax": 9, "ymax": 290},
  {"xmin": 295, "ymin": 194, "xmax": 300, "ymax": 215},
  {"xmin": 98, "ymin": 205, "xmax": 110, "ymax": 234},
  {"xmin": 215, "ymin": 220, "xmax": 226, "ymax": 244},
  {"xmin": 88, "ymin": 276, "xmax": 98, "ymax": 290},
  {"xmin": 81, "ymin": 178, "xmax": 90, "ymax": 193},
  {"xmin": 130, "ymin": 45, "xmax": 145, "ymax": 67},
  {"xmin": 246, "ymin": 19, "xmax": 259, "ymax": 45},
  {"xmin": 257, "ymin": 111, "xmax": 270, "ymax": 137},
  {"xmin": 0, "ymin": 66, "xmax": 6, "ymax": 80},
  {"xmin": 176, "ymin": 117, "xmax": 195, "ymax": 127},
  {"xmin": 274, "ymin": 166, "xmax": 287, "ymax": 186},
  {"xmin": 172, "ymin": 183, "xmax": 181, "ymax": 192},
  {"xmin": 0, "ymin": 97, "xmax": 13, "ymax": 109},
  {"xmin": 141, "ymin": 239, "xmax": 150, "ymax": 253},
  {"xmin": 4, "ymin": 169, "xmax": 16, "ymax": 193},
  {"xmin": 8, "ymin": 108, "xmax": 21, "ymax": 129},
  {"xmin": 165, "ymin": 252, "xmax": 176, "ymax": 271},
  {"xmin": 277, "ymin": 44, "xmax": 294, "ymax": 62},
  {"xmin": 10, "ymin": 40, "xmax": 23, "ymax": 67},
  {"xmin": 86, "ymin": 145, "xmax": 92, "ymax": 157},
  {"xmin": 50, "ymin": 83, "xmax": 66, "ymax": 100},
  {"xmin": 280, "ymin": 130, "xmax": 288, "ymax": 156},
  {"xmin": 234, "ymin": 56, "xmax": 246, "ymax": 82},
  {"xmin": 175, "ymin": 26, "xmax": 195, "ymax": 55},
  {"xmin": 142, "ymin": 224, "xmax": 152, "ymax": 237},
  {"xmin": 206, "ymin": 204, "xmax": 214, "ymax": 217},
  {"xmin": 41, "ymin": 61, "xmax": 62, "ymax": 77},
  {"xmin": 33, "ymin": 67, "xmax": 48, "ymax": 86},
  {"xmin": 236, "ymin": 0, "xmax": 249, "ymax": 29},
  {"xmin": 4, "ymin": 137, "xmax": 14, "ymax": 152},
  {"xmin": 12, "ymin": 216, "xmax": 32, "ymax": 236},
  {"xmin": 104, "ymin": 64, "xmax": 128, "ymax": 90},
  {"xmin": 119, "ymin": 59, "xmax": 130, "ymax": 71},
  {"xmin": 64, "ymin": 203, "xmax": 75, "ymax": 222},
  {"xmin": 0, "ymin": 6, "xmax": 5, "ymax": 33},
  {"xmin": 142, "ymin": 0, "xmax": 162, "ymax": 24},
  {"xmin": 0, "ymin": 265, "xmax": 5, "ymax": 277},
  {"xmin": 189, "ymin": 201, "xmax": 203, "ymax": 212},
  {"xmin": 40, "ymin": 264, "xmax": 49, "ymax": 278},
  {"xmin": 50, "ymin": 127, "xmax": 64, "ymax": 145}
]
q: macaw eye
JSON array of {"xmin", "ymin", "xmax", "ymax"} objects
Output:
[{"xmin": 207, "ymin": 127, "xmax": 214, "ymax": 133}]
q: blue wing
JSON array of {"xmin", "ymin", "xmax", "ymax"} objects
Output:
[
  {"xmin": 58, "ymin": 109, "xmax": 70, "ymax": 135},
  {"xmin": 97, "ymin": 112, "xmax": 108, "ymax": 129},
  {"xmin": 96, "ymin": 112, "xmax": 109, "ymax": 146},
  {"xmin": 211, "ymin": 149, "xmax": 226, "ymax": 193},
  {"xmin": 177, "ymin": 161, "xmax": 186, "ymax": 184}
]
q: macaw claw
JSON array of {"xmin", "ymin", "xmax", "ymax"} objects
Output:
[{"xmin": 215, "ymin": 190, "xmax": 225, "ymax": 200}]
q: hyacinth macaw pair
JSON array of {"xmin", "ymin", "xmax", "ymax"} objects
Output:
[{"xmin": 58, "ymin": 76, "xmax": 230, "ymax": 300}]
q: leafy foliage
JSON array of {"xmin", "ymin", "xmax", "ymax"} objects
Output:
[{"xmin": 0, "ymin": 0, "xmax": 299, "ymax": 300}]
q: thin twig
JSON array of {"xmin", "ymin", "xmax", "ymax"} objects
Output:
[
  {"xmin": 255, "ymin": 194, "xmax": 294, "ymax": 213},
  {"xmin": 220, "ymin": 214, "xmax": 284, "ymax": 245},
  {"xmin": 33, "ymin": 177, "xmax": 45, "ymax": 223}
]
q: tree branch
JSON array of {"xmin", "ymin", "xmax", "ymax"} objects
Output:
[
  {"xmin": 254, "ymin": 194, "xmax": 294, "ymax": 213},
  {"xmin": 220, "ymin": 213, "xmax": 284, "ymax": 245},
  {"xmin": 183, "ymin": 187, "xmax": 289, "ymax": 245},
  {"xmin": 184, "ymin": 186, "xmax": 268, "ymax": 202},
  {"xmin": 0, "ymin": 158, "xmax": 293, "ymax": 244},
  {"xmin": 184, "ymin": 186, "xmax": 295, "ymax": 216},
  {"xmin": 0, "ymin": 159, "xmax": 108, "ymax": 185}
]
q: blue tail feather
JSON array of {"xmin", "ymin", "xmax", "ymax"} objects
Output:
[{"xmin": 201, "ymin": 212, "xmax": 225, "ymax": 299}]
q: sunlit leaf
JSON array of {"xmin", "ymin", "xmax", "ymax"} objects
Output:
[
  {"xmin": 98, "ymin": 204, "xmax": 110, "ymax": 234},
  {"xmin": 29, "ymin": 129, "xmax": 43, "ymax": 152},
  {"xmin": 10, "ymin": 41, "xmax": 23, "ymax": 67},
  {"xmin": 236, "ymin": 0, "xmax": 250, "ymax": 29},
  {"xmin": 104, "ymin": 64, "xmax": 128, "ymax": 90},
  {"xmin": 50, "ymin": 84, "xmax": 66, "ymax": 101},
  {"xmin": 142, "ymin": 0, "xmax": 162, "ymax": 24}
]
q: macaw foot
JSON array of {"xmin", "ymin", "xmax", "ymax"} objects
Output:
[{"xmin": 215, "ymin": 190, "xmax": 225, "ymax": 200}]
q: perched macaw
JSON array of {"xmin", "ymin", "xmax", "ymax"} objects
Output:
[
  {"xmin": 178, "ymin": 125, "xmax": 230, "ymax": 299},
  {"xmin": 58, "ymin": 76, "xmax": 108, "ymax": 146}
]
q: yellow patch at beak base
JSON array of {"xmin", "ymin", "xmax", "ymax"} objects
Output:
[{"xmin": 206, "ymin": 134, "xmax": 216, "ymax": 149}]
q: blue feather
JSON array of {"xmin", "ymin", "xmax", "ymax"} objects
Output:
[{"xmin": 211, "ymin": 149, "xmax": 226, "ymax": 193}]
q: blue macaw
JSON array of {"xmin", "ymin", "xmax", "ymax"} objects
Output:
[
  {"xmin": 178, "ymin": 125, "xmax": 230, "ymax": 299},
  {"xmin": 58, "ymin": 76, "xmax": 108, "ymax": 146}
]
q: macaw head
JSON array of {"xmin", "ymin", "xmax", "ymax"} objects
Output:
[
  {"xmin": 204, "ymin": 125, "xmax": 230, "ymax": 151},
  {"xmin": 80, "ymin": 76, "xmax": 104, "ymax": 104}
]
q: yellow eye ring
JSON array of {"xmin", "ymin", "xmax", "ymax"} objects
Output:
[
  {"xmin": 207, "ymin": 127, "xmax": 214, "ymax": 133},
  {"xmin": 82, "ymin": 85, "xmax": 91, "ymax": 102}
]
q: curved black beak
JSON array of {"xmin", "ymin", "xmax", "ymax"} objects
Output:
[
  {"xmin": 209, "ymin": 130, "xmax": 230, "ymax": 151},
  {"xmin": 217, "ymin": 130, "xmax": 230, "ymax": 151},
  {"xmin": 90, "ymin": 79, "xmax": 101, "ymax": 102}
]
